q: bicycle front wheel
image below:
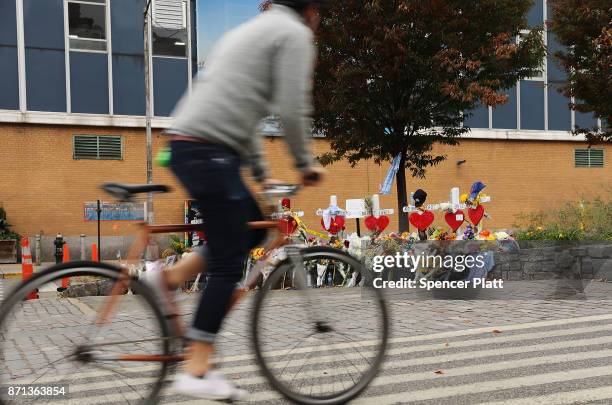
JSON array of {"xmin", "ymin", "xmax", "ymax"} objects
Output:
[
  {"xmin": 252, "ymin": 247, "xmax": 389, "ymax": 405},
  {"xmin": 0, "ymin": 261, "xmax": 174, "ymax": 405}
]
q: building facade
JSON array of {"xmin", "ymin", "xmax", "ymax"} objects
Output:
[{"xmin": 0, "ymin": 0, "xmax": 609, "ymax": 259}]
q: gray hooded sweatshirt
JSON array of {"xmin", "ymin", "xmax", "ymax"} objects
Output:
[{"xmin": 169, "ymin": 5, "xmax": 315, "ymax": 181}]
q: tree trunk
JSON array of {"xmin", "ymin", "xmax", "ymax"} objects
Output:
[{"xmin": 396, "ymin": 148, "xmax": 409, "ymax": 233}]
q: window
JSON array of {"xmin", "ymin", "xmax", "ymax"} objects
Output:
[
  {"xmin": 517, "ymin": 30, "xmax": 544, "ymax": 80},
  {"xmin": 68, "ymin": 0, "xmax": 107, "ymax": 52},
  {"xmin": 153, "ymin": 0, "xmax": 188, "ymax": 57},
  {"xmin": 73, "ymin": 135, "xmax": 122, "ymax": 160},
  {"xmin": 575, "ymin": 149, "xmax": 604, "ymax": 168}
]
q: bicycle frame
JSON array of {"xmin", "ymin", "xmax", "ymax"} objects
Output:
[{"xmin": 93, "ymin": 219, "xmax": 290, "ymax": 364}]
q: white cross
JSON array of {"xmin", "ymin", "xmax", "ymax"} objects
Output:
[
  {"xmin": 315, "ymin": 195, "xmax": 347, "ymax": 217},
  {"xmin": 402, "ymin": 187, "xmax": 492, "ymax": 214}
]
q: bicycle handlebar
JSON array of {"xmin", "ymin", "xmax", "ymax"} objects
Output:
[{"xmin": 260, "ymin": 184, "xmax": 302, "ymax": 198}]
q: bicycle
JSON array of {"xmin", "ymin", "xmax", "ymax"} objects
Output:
[{"xmin": 0, "ymin": 183, "xmax": 388, "ymax": 405}]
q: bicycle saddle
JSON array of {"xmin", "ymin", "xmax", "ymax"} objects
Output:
[{"xmin": 101, "ymin": 183, "xmax": 171, "ymax": 201}]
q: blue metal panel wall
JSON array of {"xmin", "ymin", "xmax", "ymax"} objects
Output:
[
  {"xmin": 153, "ymin": 57, "xmax": 188, "ymax": 117},
  {"xmin": 111, "ymin": 0, "xmax": 146, "ymax": 115},
  {"xmin": 0, "ymin": 1, "xmax": 17, "ymax": 46},
  {"xmin": 575, "ymin": 111, "xmax": 598, "ymax": 131},
  {"xmin": 527, "ymin": 0, "xmax": 543, "ymax": 27},
  {"xmin": 113, "ymin": 55, "xmax": 146, "ymax": 116},
  {"xmin": 26, "ymin": 49, "xmax": 66, "ymax": 112},
  {"xmin": 24, "ymin": 0, "xmax": 66, "ymax": 112},
  {"xmin": 0, "ymin": 1, "xmax": 19, "ymax": 110},
  {"xmin": 70, "ymin": 52, "xmax": 109, "ymax": 114},
  {"xmin": 464, "ymin": 105, "xmax": 489, "ymax": 129},
  {"xmin": 520, "ymin": 81, "xmax": 545, "ymax": 130},
  {"xmin": 547, "ymin": 32, "xmax": 566, "ymax": 83},
  {"xmin": 0, "ymin": 46, "xmax": 19, "ymax": 110},
  {"xmin": 23, "ymin": 0, "xmax": 64, "ymax": 50},
  {"xmin": 547, "ymin": 87, "xmax": 571, "ymax": 131},
  {"xmin": 492, "ymin": 87, "xmax": 517, "ymax": 129},
  {"xmin": 110, "ymin": 0, "xmax": 145, "ymax": 56}
]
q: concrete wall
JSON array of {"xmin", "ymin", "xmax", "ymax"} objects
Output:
[
  {"xmin": 494, "ymin": 243, "xmax": 612, "ymax": 280},
  {"xmin": 33, "ymin": 234, "xmax": 176, "ymax": 262}
]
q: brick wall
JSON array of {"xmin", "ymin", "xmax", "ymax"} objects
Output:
[{"xmin": 1, "ymin": 123, "xmax": 610, "ymax": 239}]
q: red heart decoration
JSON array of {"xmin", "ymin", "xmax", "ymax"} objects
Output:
[
  {"xmin": 365, "ymin": 215, "xmax": 390, "ymax": 232},
  {"xmin": 468, "ymin": 205, "xmax": 485, "ymax": 226},
  {"xmin": 377, "ymin": 215, "xmax": 390, "ymax": 232},
  {"xmin": 278, "ymin": 217, "xmax": 298, "ymax": 236},
  {"xmin": 321, "ymin": 216, "xmax": 345, "ymax": 235},
  {"xmin": 445, "ymin": 210, "xmax": 465, "ymax": 232},
  {"xmin": 409, "ymin": 211, "xmax": 434, "ymax": 231},
  {"xmin": 364, "ymin": 215, "xmax": 378, "ymax": 231}
]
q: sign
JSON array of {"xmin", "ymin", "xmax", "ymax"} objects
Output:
[
  {"xmin": 84, "ymin": 202, "xmax": 145, "ymax": 221},
  {"xmin": 345, "ymin": 199, "xmax": 366, "ymax": 219},
  {"xmin": 343, "ymin": 196, "xmax": 395, "ymax": 219}
]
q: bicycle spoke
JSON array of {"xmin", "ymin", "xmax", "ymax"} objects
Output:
[
  {"xmin": 0, "ymin": 265, "xmax": 171, "ymax": 404},
  {"xmin": 253, "ymin": 249, "xmax": 388, "ymax": 403}
]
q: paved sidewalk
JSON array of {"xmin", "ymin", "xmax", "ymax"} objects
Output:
[
  {"xmin": 0, "ymin": 261, "xmax": 122, "ymax": 277},
  {"xmin": 2, "ymin": 283, "xmax": 612, "ymax": 404}
]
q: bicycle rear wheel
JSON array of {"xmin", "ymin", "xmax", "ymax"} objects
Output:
[
  {"xmin": 252, "ymin": 247, "xmax": 388, "ymax": 405},
  {"xmin": 0, "ymin": 262, "xmax": 174, "ymax": 405}
]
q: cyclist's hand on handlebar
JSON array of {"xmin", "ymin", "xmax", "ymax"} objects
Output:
[{"xmin": 302, "ymin": 167, "xmax": 325, "ymax": 186}]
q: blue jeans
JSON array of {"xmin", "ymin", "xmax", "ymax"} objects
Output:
[{"xmin": 170, "ymin": 140, "xmax": 265, "ymax": 342}]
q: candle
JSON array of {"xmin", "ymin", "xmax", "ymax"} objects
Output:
[
  {"xmin": 372, "ymin": 194, "xmax": 380, "ymax": 217},
  {"xmin": 451, "ymin": 187, "xmax": 460, "ymax": 208}
]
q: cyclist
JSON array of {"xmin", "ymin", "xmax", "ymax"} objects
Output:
[{"xmin": 158, "ymin": 0, "xmax": 327, "ymax": 400}]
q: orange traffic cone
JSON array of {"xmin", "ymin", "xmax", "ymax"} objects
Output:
[
  {"xmin": 21, "ymin": 238, "xmax": 38, "ymax": 300},
  {"xmin": 91, "ymin": 243, "xmax": 98, "ymax": 261},
  {"xmin": 61, "ymin": 244, "xmax": 71, "ymax": 289}
]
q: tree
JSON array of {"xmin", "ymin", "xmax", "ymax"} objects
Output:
[
  {"xmin": 259, "ymin": 0, "xmax": 272, "ymax": 12},
  {"xmin": 313, "ymin": 1, "xmax": 546, "ymax": 232},
  {"xmin": 549, "ymin": 0, "xmax": 611, "ymax": 142}
]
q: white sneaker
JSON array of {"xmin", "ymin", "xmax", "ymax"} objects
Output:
[
  {"xmin": 171, "ymin": 371, "xmax": 248, "ymax": 401},
  {"xmin": 140, "ymin": 262, "xmax": 180, "ymax": 316}
]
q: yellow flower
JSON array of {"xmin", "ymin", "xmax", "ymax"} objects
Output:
[{"xmin": 536, "ymin": 226, "xmax": 543, "ymax": 231}]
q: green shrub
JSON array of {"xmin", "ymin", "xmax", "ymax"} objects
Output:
[
  {"xmin": 515, "ymin": 196, "xmax": 612, "ymax": 241},
  {"xmin": 161, "ymin": 234, "xmax": 187, "ymax": 258},
  {"xmin": 0, "ymin": 206, "xmax": 20, "ymax": 241}
]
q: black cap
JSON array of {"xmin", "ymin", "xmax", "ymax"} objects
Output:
[{"xmin": 413, "ymin": 189, "xmax": 427, "ymax": 207}]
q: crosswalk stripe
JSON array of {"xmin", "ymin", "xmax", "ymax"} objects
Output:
[
  {"xmin": 16, "ymin": 331, "xmax": 612, "ymax": 402},
  {"xmin": 229, "ymin": 347, "xmax": 612, "ymax": 389},
  {"xmin": 13, "ymin": 318, "xmax": 612, "ymax": 386},
  {"xmin": 220, "ymin": 312, "xmax": 612, "ymax": 363},
  {"xmin": 476, "ymin": 385, "xmax": 612, "ymax": 405},
  {"xmin": 120, "ymin": 347, "xmax": 612, "ymax": 405},
  {"xmin": 350, "ymin": 365, "xmax": 612, "ymax": 404},
  {"xmin": 217, "ymin": 323, "xmax": 612, "ymax": 375}
]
